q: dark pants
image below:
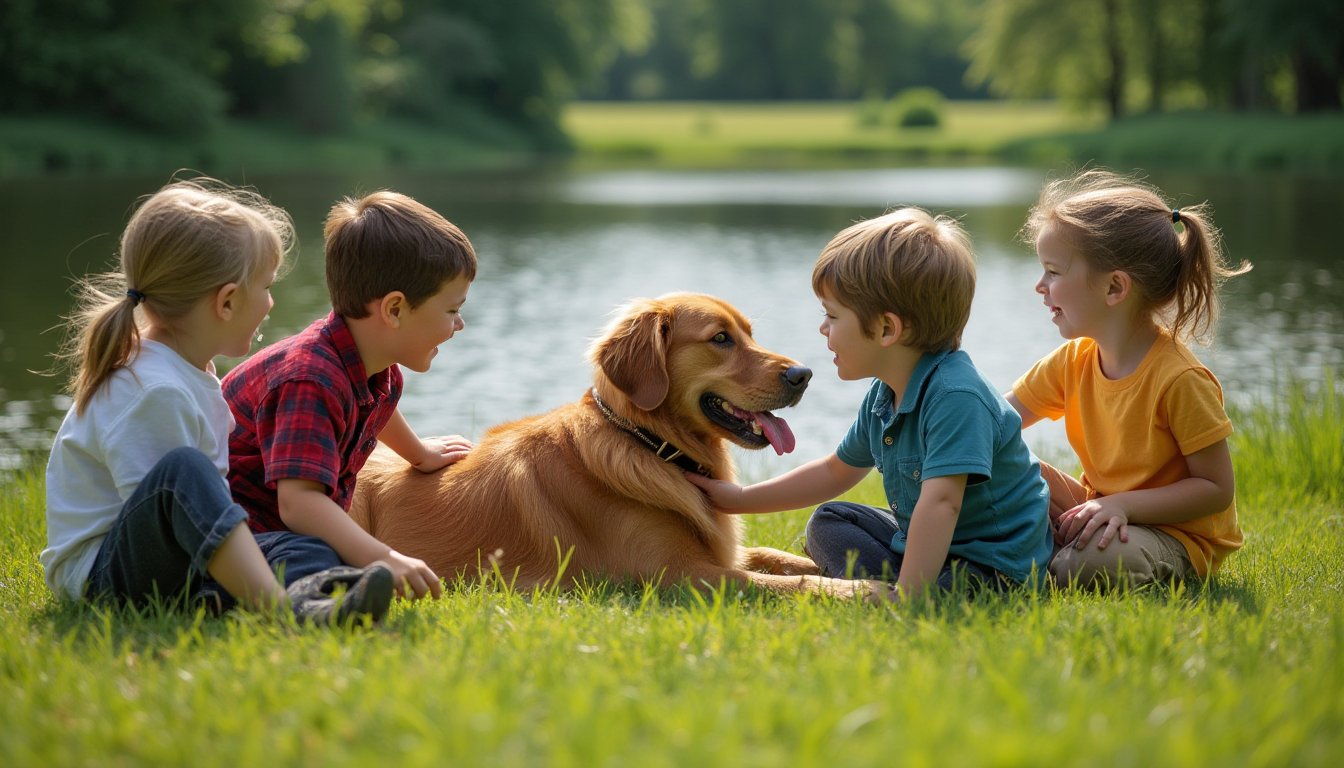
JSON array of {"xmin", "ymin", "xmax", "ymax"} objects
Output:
[
  {"xmin": 84, "ymin": 447, "xmax": 341, "ymax": 609},
  {"xmin": 804, "ymin": 501, "xmax": 1010, "ymax": 592}
]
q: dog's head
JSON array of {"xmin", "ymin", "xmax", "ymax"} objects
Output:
[{"xmin": 589, "ymin": 293, "xmax": 810, "ymax": 456}]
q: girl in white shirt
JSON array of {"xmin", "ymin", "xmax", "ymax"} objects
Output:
[{"xmin": 43, "ymin": 178, "xmax": 391, "ymax": 623}]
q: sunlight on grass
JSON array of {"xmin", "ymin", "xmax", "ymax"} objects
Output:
[
  {"xmin": 2, "ymin": 376, "xmax": 1341, "ymax": 766},
  {"xmin": 563, "ymin": 100, "xmax": 1104, "ymax": 167}
]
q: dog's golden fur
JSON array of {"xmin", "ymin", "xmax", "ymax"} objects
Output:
[{"xmin": 350, "ymin": 293, "xmax": 870, "ymax": 596}]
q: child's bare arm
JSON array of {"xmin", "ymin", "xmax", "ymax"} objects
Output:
[
  {"xmin": 1004, "ymin": 392, "xmax": 1045, "ymax": 429},
  {"xmin": 377, "ymin": 408, "xmax": 473, "ymax": 473},
  {"xmin": 685, "ymin": 453, "xmax": 869, "ymax": 514},
  {"xmin": 276, "ymin": 478, "xmax": 443, "ymax": 599},
  {"xmin": 885, "ymin": 474, "xmax": 965, "ymax": 600}
]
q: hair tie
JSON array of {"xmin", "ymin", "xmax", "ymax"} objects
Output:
[
  {"xmin": 126, "ymin": 288, "xmax": 147, "ymax": 305},
  {"xmin": 1171, "ymin": 209, "xmax": 1182, "ymax": 224}
]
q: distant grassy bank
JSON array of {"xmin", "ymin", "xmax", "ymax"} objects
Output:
[
  {"xmin": 564, "ymin": 101, "xmax": 1344, "ymax": 174},
  {"xmin": 4, "ymin": 102, "xmax": 1343, "ymax": 179},
  {"xmin": 562, "ymin": 100, "xmax": 1105, "ymax": 167},
  {"xmin": 1000, "ymin": 110, "xmax": 1344, "ymax": 175}
]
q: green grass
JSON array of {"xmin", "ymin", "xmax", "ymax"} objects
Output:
[
  {"xmin": 3, "ymin": 376, "xmax": 1342, "ymax": 766},
  {"xmin": 1000, "ymin": 111, "xmax": 1344, "ymax": 175},
  {"xmin": 563, "ymin": 99, "xmax": 1104, "ymax": 167},
  {"xmin": 563, "ymin": 101, "xmax": 1344, "ymax": 174}
]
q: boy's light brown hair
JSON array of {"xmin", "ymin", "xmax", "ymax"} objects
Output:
[
  {"xmin": 325, "ymin": 190, "xmax": 477, "ymax": 318},
  {"xmin": 812, "ymin": 207, "xmax": 975, "ymax": 352}
]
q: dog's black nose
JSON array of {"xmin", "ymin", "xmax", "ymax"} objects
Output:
[{"xmin": 781, "ymin": 365, "xmax": 812, "ymax": 391}]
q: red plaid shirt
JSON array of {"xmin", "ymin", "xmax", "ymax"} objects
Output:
[{"xmin": 224, "ymin": 312, "xmax": 403, "ymax": 533}]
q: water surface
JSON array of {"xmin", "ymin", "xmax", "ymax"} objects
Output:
[{"xmin": 2, "ymin": 166, "xmax": 1340, "ymax": 475}]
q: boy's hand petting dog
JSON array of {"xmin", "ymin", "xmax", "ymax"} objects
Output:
[
  {"xmin": 409, "ymin": 435, "xmax": 475, "ymax": 473},
  {"xmin": 384, "ymin": 550, "xmax": 444, "ymax": 600},
  {"xmin": 684, "ymin": 472, "xmax": 747, "ymax": 512}
]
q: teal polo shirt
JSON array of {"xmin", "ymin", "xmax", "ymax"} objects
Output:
[{"xmin": 835, "ymin": 349, "xmax": 1052, "ymax": 583}]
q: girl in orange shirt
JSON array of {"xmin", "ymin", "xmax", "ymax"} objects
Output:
[{"xmin": 1007, "ymin": 169, "xmax": 1251, "ymax": 588}]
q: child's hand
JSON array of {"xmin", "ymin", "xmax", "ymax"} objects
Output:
[
  {"xmin": 866, "ymin": 582, "xmax": 903, "ymax": 605},
  {"xmin": 1057, "ymin": 499, "xmax": 1130, "ymax": 550},
  {"xmin": 384, "ymin": 550, "xmax": 443, "ymax": 600},
  {"xmin": 684, "ymin": 472, "xmax": 747, "ymax": 512},
  {"xmin": 410, "ymin": 435, "xmax": 474, "ymax": 473}
]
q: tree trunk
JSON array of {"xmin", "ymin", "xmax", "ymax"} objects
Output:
[
  {"xmin": 1146, "ymin": 0, "xmax": 1165, "ymax": 112},
  {"xmin": 1103, "ymin": 0, "xmax": 1125, "ymax": 119},
  {"xmin": 1293, "ymin": 50, "xmax": 1343, "ymax": 113}
]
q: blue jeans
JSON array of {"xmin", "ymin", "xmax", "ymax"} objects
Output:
[
  {"xmin": 804, "ymin": 501, "xmax": 1011, "ymax": 592},
  {"xmin": 84, "ymin": 447, "xmax": 341, "ymax": 609}
]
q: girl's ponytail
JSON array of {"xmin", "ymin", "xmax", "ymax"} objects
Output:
[
  {"xmin": 1169, "ymin": 204, "xmax": 1250, "ymax": 345},
  {"xmin": 64, "ymin": 277, "xmax": 144, "ymax": 413}
]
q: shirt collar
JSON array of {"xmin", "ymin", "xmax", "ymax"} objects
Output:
[
  {"xmin": 870, "ymin": 348, "xmax": 955, "ymax": 419},
  {"xmin": 322, "ymin": 312, "xmax": 385, "ymax": 406}
]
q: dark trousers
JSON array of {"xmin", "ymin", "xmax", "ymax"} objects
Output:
[
  {"xmin": 804, "ymin": 501, "xmax": 1010, "ymax": 592},
  {"xmin": 84, "ymin": 447, "xmax": 341, "ymax": 609}
]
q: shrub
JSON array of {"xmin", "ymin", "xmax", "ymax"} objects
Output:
[{"xmin": 887, "ymin": 87, "xmax": 945, "ymax": 129}]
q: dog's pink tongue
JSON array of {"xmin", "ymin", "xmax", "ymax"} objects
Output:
[{"xmin": 754, "ymin": 411, "xmax": 796, "ymax": 456}]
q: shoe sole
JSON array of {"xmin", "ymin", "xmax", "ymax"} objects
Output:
[{"xmin": 338, "ymin": 565, "xmax": 394, "ymax": 625}]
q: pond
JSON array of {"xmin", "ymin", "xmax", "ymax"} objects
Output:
[{"xmin": 2, "ymin": 166, "xmax": 1340, "ymax": 476}]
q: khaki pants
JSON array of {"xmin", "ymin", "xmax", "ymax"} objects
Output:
[{"xmin": 1038, "ymin": 461, "xmax": 1194, "ymax": 588}]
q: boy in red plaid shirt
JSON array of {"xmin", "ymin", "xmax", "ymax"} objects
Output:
[{"xmin": 224, "ymin": 191, "xmax": 477, "ymax": 602}]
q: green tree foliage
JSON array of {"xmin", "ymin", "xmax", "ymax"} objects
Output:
[
  {"xmin": 968, "ymin": 0, "xmax": 1344, "ymax": 118},
  {"xmin": 0, "ymin": 0, "xmax": 260, "ymax": 134},
  {"xmin": 967, "ymin": 0, "xmax": 1123, "ymax": 117},
  {"xmin": 1, "ymin": 0, "xmax": 1337, "ymax": 143},
  {"xmin": 584, "ymin": 0, "xmax": 988, "ymax": 101},
  {"xmin": 399, "ymin": 0, "xmax": 650, "ymax": 140},
  {"xmin": 0, "ymin": 0, "xmax": 648, "ymax": 141},
  {"xmin": 1221, "ymin": 0, "xmax": 1344, "ymax": 111}
]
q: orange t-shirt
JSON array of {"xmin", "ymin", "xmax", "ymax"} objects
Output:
[{"xmin": 1012, "ymin": 333, "xmax": 1241, "ymax": 576}]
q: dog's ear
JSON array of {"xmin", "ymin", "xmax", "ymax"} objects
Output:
[{"xmin": 595, "ymin": 303, "xmax": 671, "ymax": 411}]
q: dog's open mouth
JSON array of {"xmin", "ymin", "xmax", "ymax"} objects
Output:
[{"xmin": 701, "ymin": 393, "xmax": 797, "ymax": 455}]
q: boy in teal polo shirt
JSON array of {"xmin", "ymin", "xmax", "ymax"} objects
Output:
[{"xmin": 687, "ymin": 208, "xmax": 1051, "ymax": 600}]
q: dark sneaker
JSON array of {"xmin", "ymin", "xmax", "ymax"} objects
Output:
[
  {"xmin": 191, "ymin": 585, "xmax": 228, "ymax": 617},
  {"xmin": 287, "ymin": 564, "xmax": 394, "ymax": 626}
]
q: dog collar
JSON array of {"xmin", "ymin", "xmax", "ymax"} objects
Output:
[{"xmin": 589, "ymin": 389, "xmax": 712, "ymax": 478}]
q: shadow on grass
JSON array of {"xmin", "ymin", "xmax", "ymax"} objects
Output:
[
  {"xmin": 1042, "ymin": 571, "xmax": 1262, "ymax": 616},
  {"xmin": 34, "ymin": 597, "xmax": 238, "ymax": 656},
  {"xmin": 27, "ymin": 564, "xmax": 1263, "ymax": 656},
  {"xmin": 32, "ymin": 589, "xmax": 394, "ymax": 654}
]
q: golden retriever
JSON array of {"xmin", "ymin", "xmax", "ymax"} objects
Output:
[{"xmin": 349, "ymin": 293, "xmax": 872, "ymax": 597}]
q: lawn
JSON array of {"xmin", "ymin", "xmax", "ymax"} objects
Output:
[
  {"xmin": 563, "ymin": 101, "xmax": 1344, "ymax": 174},
  {"xmin": 562, "ymin": 100, "xmax": 1104, "ymax": 167},
  {"xmin": 2, "ymin": 376, "xmax": 1341, "ymax": 766}
]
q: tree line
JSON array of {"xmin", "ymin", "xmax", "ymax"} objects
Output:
[{"xmin": 1, "ymin": 0, "xmax": 1339, "ymax": 142}]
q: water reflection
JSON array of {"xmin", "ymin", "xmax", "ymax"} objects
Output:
[
  {"xmin": 1, "ymin": 167, "xmax": 1340, "ymax": 475},
  {"xmin": 558, "ymin": 167, "xmax": 1042, "ymax": 207}
]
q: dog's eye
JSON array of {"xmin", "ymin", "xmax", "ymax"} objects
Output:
[{"xmin": 710, "ymin": 331, "xmax": 733, "ymax": 346}]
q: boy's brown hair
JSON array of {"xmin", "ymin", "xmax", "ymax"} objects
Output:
[
  {"xmin": 812, "ymin": 207, "xmax": 975, "ymax": 352},
  {"xmin": 324, "ymin": 190, "xmax": 477, "ymax": 318}
]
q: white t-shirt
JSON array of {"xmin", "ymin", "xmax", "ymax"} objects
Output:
[{"xmin": 42, "ymin": 340, "xmax": 235, "ymax": 599}]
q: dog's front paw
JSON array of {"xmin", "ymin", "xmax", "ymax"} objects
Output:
[{"xmin": 814, "ymin": 576, "xmax": 878, "ymax": 600}]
